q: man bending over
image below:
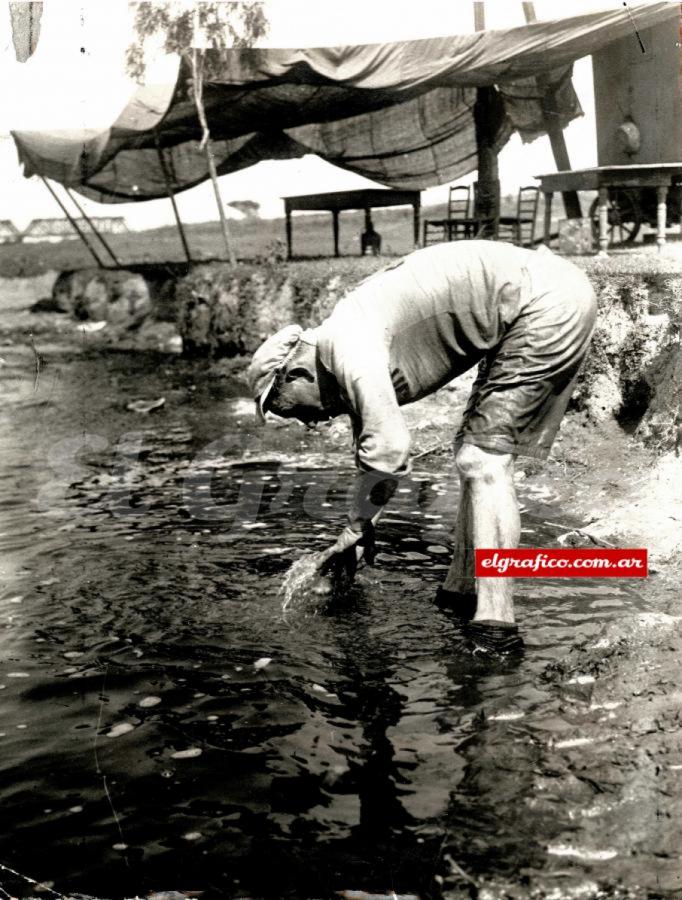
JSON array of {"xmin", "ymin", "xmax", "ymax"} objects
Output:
[{"xmin": 247, "ymin": 241, "xmax": 596, "ymax": 652}]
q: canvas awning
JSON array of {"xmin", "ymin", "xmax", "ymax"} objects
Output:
[{"xmin": 9, "ymin": 0, "xmax": 678, "ymax": 202}]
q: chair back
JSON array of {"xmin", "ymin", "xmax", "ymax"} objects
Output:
[
  {"xmin": 515, "ymin": 185, "xmax": 540, "ymax": 245},
  {"xmin": 447, "ymin": 185, "xmax": 471, "ymax": 220},
  {"xmin": 517, "ymin": 186, "xmax": 540, "ymax": 221}
]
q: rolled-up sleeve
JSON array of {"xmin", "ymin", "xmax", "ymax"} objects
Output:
[
  {"xmin": 349, "ymin": 371, "xmax": 411, "ymax": 475},
  {"xmin": 317, "ymin": 313, "xmax": 411, "ymax": 530}
]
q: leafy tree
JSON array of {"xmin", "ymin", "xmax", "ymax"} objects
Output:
[
  {"xmin": 227, "ymin": 200, "xmax": 261, "ymax": 219},
  {"xmin": 127, "ymin": 2, "xmax": 268, "ymax": 264}
]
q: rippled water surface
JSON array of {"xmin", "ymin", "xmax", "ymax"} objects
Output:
[{"xmin": 0, "ymin": 343, "xmax": 648, "ymax": 899}]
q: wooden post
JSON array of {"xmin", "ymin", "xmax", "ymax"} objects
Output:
[
  {"xmin": 203, "ymin": 140, "xmax": 236, "ymax": 266},
  {"xmin": 540, "ymin": 89, "xmax": 582, "ymax": 220},
  {"xmin": 473, "ymin": 1, "xmax": 485, "ymax": 32},
  {"xmin": 65, "ymin": 188, "xmax": 120, "ymax": 266},
  {"xmin": 656, "ymin": 184, "xmax": 668, "ymax": 252},
  {"xmin": 285, "ymin": 205, "xmax": 293, "ymax": 259},
  {"xmin": 332, "ymin": 209, "xmax": 340, "ymax": 257},
  {"xmin": 473, "ymin": 87, "xmax": 501, "ymax": 236},
  {"xmin": 523, "ymin": 0, "xmax": 581, "ymax": 219},
  {"xmin": 413, "ymin": 196, "xmax": 421, "ymax": 248},
  {"xmin": 41, "ymin": 177, "xmax": 104, "ymax": 267},
  {"xmin": 191, "ymin": 43, "xmax": 236, "ymax": 266},
  {"xmin": 543, "ymin": 191, "xmax": 553, "ymax": 244},
  {"xmin": 155, "ymin": 143, "xmax": 192, "ymax": 264},
  {"xmin": 597, "ymin": 186, "xmax": 610, "ymax": 255},
  {"xmin": 473, "ymin": 3, "xmax": 500, "ymax": 236}
]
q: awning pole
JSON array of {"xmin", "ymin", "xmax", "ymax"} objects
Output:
[
  {"xmin": 191, "ymin": 42, "xmax": 236, "ymax": 266},
  {"xmin": 155, "ymin": 141, "xmax": 192, "ymax": 264},
  {"xmin": 522, "ymin": 0, "xmax": 581, "ymax": 218},
  {"xmin": 65, "ymin": 187, "xmax": 120, "ymax": 266},
  {"xmin": 41, "ymin": 177, "xmax": 104, "ymax": 267},
  {"xmin": 473, "ymin": 1, "xmax": 501, "ymax": 235}
]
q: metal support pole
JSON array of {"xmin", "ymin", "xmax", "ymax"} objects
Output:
[
  {"xmin": 41, "ymin": 177, "xmax": 103, "ymax": 267},
  {"xmin": 65, "ymin": 187, "xmax": 120, "ymax": 266},
  {"xmin": 155, "ymin": 143, "xmax": 192, "ymax": 264}
]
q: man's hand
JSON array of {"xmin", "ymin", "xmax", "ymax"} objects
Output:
[
  {"xmin": 328, "ymin": 524, "xmax": 363, "ymax": 556},
  {"xmin": 317, "ymin": 522, "xmax": 376, "ymax": 594},
  {"xmin": 328, "ymin": 522, "xmax": 376, "ymax": 563}
]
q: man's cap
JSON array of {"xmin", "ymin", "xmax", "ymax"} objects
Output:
[{"xmin": 246, "ymin": 324, "xmax": 303, "ymax": 421}]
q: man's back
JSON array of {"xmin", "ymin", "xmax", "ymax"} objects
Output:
[{"xmin": 316, "ymin": 241, "xmax": 538, "ymax": 404}]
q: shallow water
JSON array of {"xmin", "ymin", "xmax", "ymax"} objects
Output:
[{"xmin": 0, "ymin": 342, "xmax": 651, "ymax": 899}]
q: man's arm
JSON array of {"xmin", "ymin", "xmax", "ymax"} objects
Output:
[{"xmin": 326, "ymin": 344, "xmax": 412, "ymax": 557}]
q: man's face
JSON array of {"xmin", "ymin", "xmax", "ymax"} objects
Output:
[{"xmin": 265, "ymin": 341, "xmax": 336, "ymax": 426}]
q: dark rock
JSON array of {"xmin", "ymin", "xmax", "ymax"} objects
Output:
[{"xmin": 50, "ymin": 267, "xmax": 152, "ymax": 328}]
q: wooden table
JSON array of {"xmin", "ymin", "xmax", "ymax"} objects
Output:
[
  {"xmin": 536, "ymin": 163, "xmax": 682, "ymax": 254},
  {"xmin": 282, "ymin": 188, "xmax": 421, "ymax": 259}
]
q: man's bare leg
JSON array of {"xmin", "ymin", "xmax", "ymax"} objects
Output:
[{"xmin": 453, "ymin": 443, "xmax": 520, "ymax": 624}]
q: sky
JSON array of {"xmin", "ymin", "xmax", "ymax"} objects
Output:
[{"xmin": 0, "ymin": 0, "xmax": 602, "ymax": 231}]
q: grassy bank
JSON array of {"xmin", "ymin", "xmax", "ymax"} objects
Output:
[
  {"xmin": 0, "ymin": 191, "xmax": 616, "ymax": 279},
  {"xmin": 0, "ymin": 206, "xmax": 419, "ymax": 278}
]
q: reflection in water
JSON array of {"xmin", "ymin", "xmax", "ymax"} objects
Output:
[{"xmin": 0, "ymin": 345, "xmax": 644, "ymax": 898}]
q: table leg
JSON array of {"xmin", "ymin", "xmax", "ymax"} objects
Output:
[
  {"xmin": 598, "ymin": 187, "xmax": 609, "ymax": 255},
  {"xmin": 543, "ymin": 191, "xmax": 553, "ymax": 244},
  {"xmin": 332, "ymin": 210, "xmax": 340, "ymax": 257},
  {"xmin": 285, "ymin": 210, "xmax": 292, "ymax": 260},
  {"xmin": 413, "ymin": 200, "xmax": 420, "ymax": 248},
  {"xmin": 656, "ymin": 185, "xmax": 668, "ymax": 252}
]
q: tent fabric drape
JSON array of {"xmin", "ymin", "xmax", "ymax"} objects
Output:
[{"xmin": 10, "ymin": 1, "xmax": 677, "ymax": 201}]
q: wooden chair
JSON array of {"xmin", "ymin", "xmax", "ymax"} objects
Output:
[
  {"xmin": 423, "ymin": 185, "xmax": 473, "ymax": 245},
  {"xmin": 497, "ymin": 186, "xmax": 540, "ymax": 246}
]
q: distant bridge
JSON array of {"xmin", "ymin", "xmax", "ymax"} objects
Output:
[
  {"xmin": 21, "ymin": 217, "xmax": 128, "ymax": 243},
  {"xmin": 0, "ymin": 220, "xmax": 22, "ymax": 244}
]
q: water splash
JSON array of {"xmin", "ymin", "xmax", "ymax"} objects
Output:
[{"xmin": 279, "ymin": 551, "xmax": 331, "ymax": 612}]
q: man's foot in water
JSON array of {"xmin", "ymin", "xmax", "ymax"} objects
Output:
[{"xmin": 464, "ymin": 619, "xmax": 524, "ymax": 655}]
